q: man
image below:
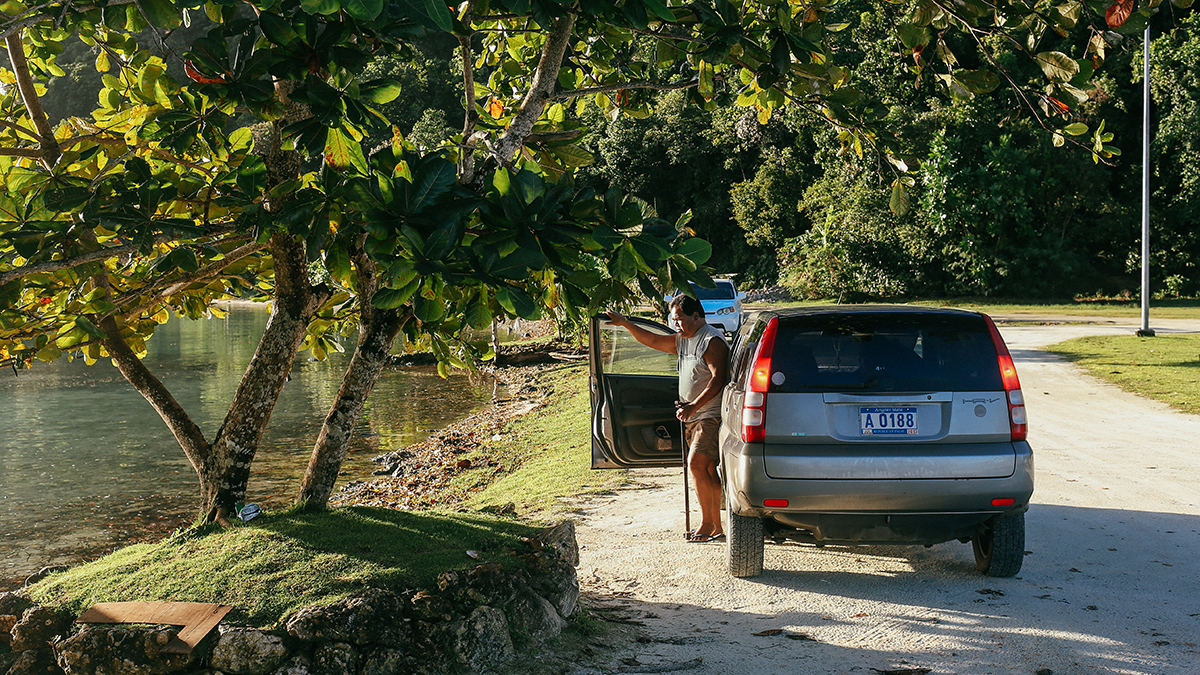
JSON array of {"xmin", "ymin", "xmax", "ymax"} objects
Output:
[{"xmin": 605, "ymin": 295, "xmax": 729, "ymax": 542}]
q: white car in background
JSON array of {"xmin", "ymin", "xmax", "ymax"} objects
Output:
[{"xmin": 668, "ymin": 279, "xmax": 745, "ymax": 334}]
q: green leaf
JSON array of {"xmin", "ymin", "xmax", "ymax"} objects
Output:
[
  {"xmin": 138, "ymin": 0, "xmax": 183, "ymax": 29},
  {"xmin": 395, "ymin": 0, "xmax": 453, "ymax": 32},
  {"xmin": 698, "ymin": 60, "xmax": 715, "ymax": 100},
  {"xmin": 609, "ymin": 241, "xmax": 638, "ymax": 281},
  {"xmin": 74, "ymin": 315, "xmax": 107, "ymax": 340},
  {"xmin": 641, "ymin": 0, "xmax": 675, "ymax": 22},
  {"xmin": 360, "ymin": 79, "xmax": 403, "ymax": 104},
  {"xmin": 1063, "ymin": 122, "xmax": 1089, "ymax": 136},
  {"xmin": 898, "ymin": 24, "xmax": 931, "ymax": 49},
  {"xmin": 300, "ymin": 0, "xmax": 341, "ymax": 15},
  {"xmin": 414, "ymin": 293, "xmax": 446, "ymax": 322},
  {"xmin": 324, "ymin": 243, "xmax": 353, "ymax": 285},
  {"xmin": 259, "ymin": 12, "xmax": 301, "ymax": 47},
  {"xmin": 324, "ymin": 128, "xmax": 368, "ymax": 174},
  {"xmin": 496, "ymin": 287, "xmax": 540, "ymax": 320},
  {"xmin": 890, "ymin": 180, "xmax": 910, "ymax": 216},
  {"xmin": 463, "ymin": 290, "xmax": 492, "ymax": 330},
  {"xmin": 953, "ymin": 69, "xmax": 1000, "ymax": 94},
  {"xmin": 1035, "ymin": 51, "xmax": 1079, "ymax": 82},
  {"xmin": 373, "ymin": 277, "xmax": 420, "ymax": 309},
  {"xmin": 675, "ymin": 238, "xmax": 712, "ymax": 266},
  {"xmin": 343, "ymin": 0, "xmax": 384, "ymax": 20}
]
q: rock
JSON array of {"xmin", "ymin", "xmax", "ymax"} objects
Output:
[
  {"xmin": 358, "ymin": 646, "xmax": 452, "ymax": 675},
  {"xmin": 11, "ymin": 606, "xmax": 71, "ymax": 652},
  {"xmin": 0, "ymin": 650, "xmax": 20, "ymax": 674},
  {"xmin": 444, "ymin": 606, "xmax": 514, "ymax": 673},
  {"xmin": 6, "ymin": 648, "xmax": 63, "ymax": 675},
  {"xmin": 537, "ymin": 521, "xmax": 579, "ymax": 567},
  {"xmin": 309, "ymin": 642, "xmax": 357, "ymax": 675},
  {"xmin": 54, "ymin": 625, "xmax": 195, "ymax": 675},
  {"xmin": 268, "ymin": 655, "xmax": 311, "ymax": 675},
  {"xmin": 437, "ymin": 563, "xmax": 520, "ymax": 608},
  {"xmin": 504, "ymin": 588, "xmax": 564, "ymax": 646},
  {"xmin": 285, "ymin": 588, "xmax": 406, "ymax": 647},
  {"xmin": 405, "ymin": 591, "xmax": 451, "ymax": 623},
  {"xmin": 523, "ymin": 553, "xmax": 579, "ymax": 618},
  {"xmin": 210, "ymin": 626, "xmax": 289, "ymax": 675},
  {"xmin": 743, "ymin": 286, "xmax": 793, "ymax": 303},
  {"xmin": 0, "ymin": 593, "xmax": 34, "ymax": 618}
]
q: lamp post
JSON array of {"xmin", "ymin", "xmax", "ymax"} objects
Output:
[{"xmin": 1137, "ymin": 23, "xmax": 1156, "ymax": 338}]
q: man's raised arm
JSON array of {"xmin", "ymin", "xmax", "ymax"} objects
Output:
[{"xmin": 603, "ymin": 311, "xmax": 677, "ymax": 355}]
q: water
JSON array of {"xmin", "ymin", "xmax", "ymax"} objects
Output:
[{"xmin": 0, "ymin": 305, "xmax": 494, "ymax": 588}]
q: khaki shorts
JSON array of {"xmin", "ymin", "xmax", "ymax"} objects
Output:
[{"xmin": 683, "ymin": 417, "xmax": 720, "ymax": 459}]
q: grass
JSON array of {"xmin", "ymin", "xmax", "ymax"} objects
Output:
[
  {"xmin": 1045, "ymin": 333, "xmax": 1200, "ymax": 415},
  {"xmin": 755, "ymin": 297, "xmax": 1200, "ymax": 319},
  {"xmin": 27, "ymin": 507, "xmax": 540, "ymax": 628},
  {"xmin": 464, "ymin": 362, "xmax": 631, "ymax": 516}
]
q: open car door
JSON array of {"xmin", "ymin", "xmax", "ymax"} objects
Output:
[{"xmin": 589, "ymin": 314, "xmax": 682, "ymax": 468}]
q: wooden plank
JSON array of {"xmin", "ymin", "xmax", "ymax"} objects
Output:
[{"xmin": 76, "ymin": 601, "xmax": 232, "ymax": 654}]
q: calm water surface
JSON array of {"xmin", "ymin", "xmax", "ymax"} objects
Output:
[{"xmin": 0, "ymin": 306, "xmax": 494, "ymax": 588}]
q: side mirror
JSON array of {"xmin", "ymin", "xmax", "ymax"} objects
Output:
[{"xmin": 737, "ymin": 292, "xmax": 747, "ymax": 300}]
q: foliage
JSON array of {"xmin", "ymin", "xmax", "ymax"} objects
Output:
[{"xmin": 1147, "ymin": 11, "xmax": 1200, "ymax": 296}]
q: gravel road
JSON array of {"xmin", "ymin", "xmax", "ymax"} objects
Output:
[{"xmin": 569, "ymin": 317, "xmax": 1200, "ymax": 675}]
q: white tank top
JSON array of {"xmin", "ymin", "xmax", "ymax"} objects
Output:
[{"xmin": 676, "ymin": 323, "xmax": 726, "ymax": 420}]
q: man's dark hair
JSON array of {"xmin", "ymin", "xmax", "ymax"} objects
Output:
[{"xmin": 670, "ymin": 294, "xmax": 705, "ymax": 318}]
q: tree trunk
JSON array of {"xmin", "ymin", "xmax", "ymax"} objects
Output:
[
  {"xmin": 202, "ymin": 232, "xmax": 329, "ymax": 521},
  {"xmin": 296, "ymin": 249, "xmax": 410, "ymax": 509},
  {"xmin": 493, "ymin": 13, "xmax": 575, "ymax": 165},
  {"xmin": 295, "ymin": 307, "xmax": 408, "ymax": 509}
]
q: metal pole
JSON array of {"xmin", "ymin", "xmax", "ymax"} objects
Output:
[
  {"xmin": 681, "ymin": 418, "xmax": 691, "ymax": 539},
  {"xmin": 1139, "ymin": 24, "xmax": 1155, "ymax": 338}
]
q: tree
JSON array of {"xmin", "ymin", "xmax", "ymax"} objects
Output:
[{"xmin": 3, "ymin": 0, "xmax": 1177, "ymax": 521}]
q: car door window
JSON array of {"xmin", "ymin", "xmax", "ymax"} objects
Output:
[{"xmin": 598, "ymin": 321, "xmax": 677, "ymax": 376}]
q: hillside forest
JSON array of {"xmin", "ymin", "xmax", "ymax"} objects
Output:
[{"xmin": 35, "ymin": 1, "xmax": 1198, "ymax": 301}]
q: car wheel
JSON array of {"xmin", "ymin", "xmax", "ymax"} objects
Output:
[
  {"xmin": 971, "ymin": 512, "xmax": 1025, "ymax": 577},
  {"xmin": 727, "ymin": 511, "xmax": 764, "ymax": 578}
]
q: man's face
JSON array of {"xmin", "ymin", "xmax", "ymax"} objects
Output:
[{"xmin": 669, "ymin": 304, "xmax": 703, "ymax": 335}]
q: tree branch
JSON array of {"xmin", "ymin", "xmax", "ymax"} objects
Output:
[
  {"xmin": 553, "ymin": 78, "xmax": 699, "ymax": 99},
  {"xmin": 0, "ymin": 117, "xmax": 41, "ymax": 142},
  {"xmin": 0, "ymin": 147, "xmax": 44, "ymax": 157},
  {"xmin": 105, "ymin": 238, "xmax": 266, "ymax": 321},
  {"xmin": 458, "ymin": 0, "xmax": 480, "ymax": 183},
  {"xmin": 494, "ymin": 12, "xmax": 576, "ymax": 165},
  {"xmin": 5, "ymin": 31, "xmax": 60, "ymax": 169},
  {"xmin": 0, "ymin": 228, "xmax": 238, "ymax": 288}
]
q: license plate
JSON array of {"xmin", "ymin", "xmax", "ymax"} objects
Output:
[{"xmin": 860, "ymin": 407, "xmax": 919, "ymax": 436}]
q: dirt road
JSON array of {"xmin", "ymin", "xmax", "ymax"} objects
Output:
[{"xmin": 570, "ymin": 317, "xmax": 1200, "ymax": 675}]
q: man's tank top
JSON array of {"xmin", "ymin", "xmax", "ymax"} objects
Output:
[{"xmin": 676, "ymin": 323, "xmax": 727, "ymax": 421}]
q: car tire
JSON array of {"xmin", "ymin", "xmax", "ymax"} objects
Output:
[
  {"xmin": 972, "ymin": 512, "xmax": 1025, "ymax": 577},
  {"xmin": 727, "ymin": 511, "xmax": 764, "ymax": 578}
]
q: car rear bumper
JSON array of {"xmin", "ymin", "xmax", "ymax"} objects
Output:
[{"xmin": 722, "ymin": 440, "xmax": 1034, "ymax": 544}]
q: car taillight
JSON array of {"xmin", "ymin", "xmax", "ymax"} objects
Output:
[
  {"xmin": 985, "ymin": 315, "xmax": 1027, "ymax": 442},
  {"xmin": 741, "ymin": 317, "xmax": 778, "ymax": 443}
]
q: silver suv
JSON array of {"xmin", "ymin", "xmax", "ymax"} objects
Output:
[{"xmin": 589, "ymin": 306, "xmax": 1033, "ymax": 578}]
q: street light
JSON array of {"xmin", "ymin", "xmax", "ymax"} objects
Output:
[{"xmin": 1137, "ymin": 23, "xmax": 1156, "ymax": 339}]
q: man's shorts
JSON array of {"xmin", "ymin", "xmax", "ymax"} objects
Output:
[{"xmin": 683, "ymin": 417, "xmax": 720, "ymax": 459}]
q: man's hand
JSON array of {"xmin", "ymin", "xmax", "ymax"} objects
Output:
[
  {"xmin": 676, "ymin": 400, "xmax": 695, "ymax": 422},
  {"xmin": 604, "ymin": 310, "xmax": 630, "ymax": 328}
]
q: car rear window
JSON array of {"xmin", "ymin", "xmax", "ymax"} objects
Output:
[
  {"xmin": 691, "ymin": 282, "xmax": 735, "ymax": 300},
  {"xmin": 767, "ymin": 313, "xmax": 1003, "ymax": 393}
]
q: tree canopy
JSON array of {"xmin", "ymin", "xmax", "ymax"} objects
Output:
[{"xmin": 2, "ymin": 0, "xmax": 1190, "ymax": 516}]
